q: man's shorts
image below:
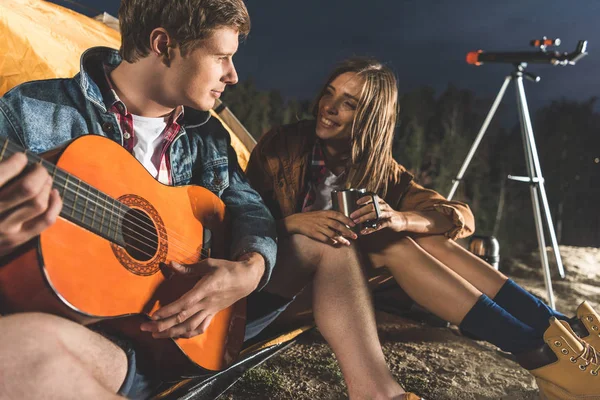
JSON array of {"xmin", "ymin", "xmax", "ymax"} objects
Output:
[
  {"xmin": 112, "ymin": 275, "xmax": 411, "ymax": 398},
  {"xmin": 108, "ymin": 289, "xmax": 295, "ymax": 399}
]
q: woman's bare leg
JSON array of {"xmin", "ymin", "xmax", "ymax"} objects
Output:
[
  {"xmin": 366, "ymin": 235, "xmax": 482, "ymax": 325},
  {"xmin": 0, "ymin": 313, "xmax": 127, "ymax": 400},
  {"xmin": 413, "ymin": 235, "xmax": 508, "ymax": 298},
  {"xmin": 264, "ymin": 234, "xmax": 404, "ymax": 399}
]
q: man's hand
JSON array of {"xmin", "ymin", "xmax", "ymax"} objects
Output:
[
  {"xmin": 0, "ymin": 153, "xmax": 62, "ymax": 256},
  {"xmin": 140, "ymin": 253, "xmax": 265, "ymax": 339}
]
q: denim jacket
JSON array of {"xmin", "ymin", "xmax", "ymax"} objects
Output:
[{"xmin": 0, "ymin": 47, "xmax": 276, "ymax": 289}]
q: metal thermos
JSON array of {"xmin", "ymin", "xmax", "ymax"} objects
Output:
[
  {"xmin": 331, "ymin": 188, "xmax": 380, "ymax": 234},
  {"xmin": 468, "ymin": 235, "xmax": 500, "ymax": 270}
]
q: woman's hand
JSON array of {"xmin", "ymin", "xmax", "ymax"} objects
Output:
[
  {"xmin": 350, "ymin": 195, "xmax": 407, "ymax": 235},
  {"xmin": 283, "ymin": 211, "xmax": 358, "ymax": 246}
]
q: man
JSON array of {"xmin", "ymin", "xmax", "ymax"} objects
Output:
[{"xmin": 0, "ymin": 1, "xmax": 276, "ymax": 398}]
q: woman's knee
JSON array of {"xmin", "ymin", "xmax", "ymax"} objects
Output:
[{"xmin": 364, "ymin": 235, "xmax": 422, "ymax": 268}]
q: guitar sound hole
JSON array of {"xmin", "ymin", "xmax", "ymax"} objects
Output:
[{"xmin": 122, "ymin": 208, "xmax": 159, "ymax": 262}]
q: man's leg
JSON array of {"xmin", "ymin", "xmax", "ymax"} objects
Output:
[
  {"xmin": 263, "ymin": 234, "xmax": 405, "ymax": 399},
  {"xmin": 0, "ymin": 313, "xmax": 127, "ymax": 400}
]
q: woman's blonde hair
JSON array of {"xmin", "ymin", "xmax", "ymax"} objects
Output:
[{"xmin": 314, "ymin": 58, "xmax": 399, "ymax": 197}]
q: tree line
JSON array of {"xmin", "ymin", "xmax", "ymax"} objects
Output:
[{"xmin": 222, "ymin": 81, "xmax": 600, "ymax": 257}]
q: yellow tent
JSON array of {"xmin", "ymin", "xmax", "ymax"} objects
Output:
[{"xmin": 0, "ymin": 0, "xmax": 254, "ymax": 168}]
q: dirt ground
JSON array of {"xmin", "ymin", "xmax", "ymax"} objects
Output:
[{"xmin": 221, "ymin": 246, "xmax": 600, "ymax": 399}]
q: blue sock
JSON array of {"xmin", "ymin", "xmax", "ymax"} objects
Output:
[
  {"xmin": 493, "ymin": 279, "xmax": 568, "ymax": 335},
  {"xmin": 459, "ymin": 294, "xmax": 544, "ymax": 354}
]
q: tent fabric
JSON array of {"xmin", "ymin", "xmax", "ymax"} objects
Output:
[
  {"xmin": 0, "ymin": 0, "xmax": 251, "ymax": 169},
  {"xmin": 210, "ymin": 108, "xmax": 251, "ymax": 168},
  {"xmin": 0, "ymin": 0, "xmax": 120, "ymax": 94}
]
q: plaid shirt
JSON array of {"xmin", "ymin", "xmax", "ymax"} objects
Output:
[{"xmin": 102, "ymin": 65, "xmax": 183, "ymax": 185}]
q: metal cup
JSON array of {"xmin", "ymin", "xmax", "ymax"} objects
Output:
[{"xmin": 331, "ymin": 188, "xmax": 380, "ymax": 234}]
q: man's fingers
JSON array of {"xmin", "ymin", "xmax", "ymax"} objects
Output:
[
  {"xmin": 194, "ymin": 314, "xmax": 215, "ymax": 337},
  {"xmin": 19, "ymin": 188, "xmax": 63, "ymax": 235},
  {"xmin": 149, "ymin": 284, "xmax": 207, "ymax": 320},
  {"xmin": 3, "ymin": 178, "xmax": 53, "ymax": 226},
  {"xmin": 141, "ymin": 297, "xmax": 206, "ymax": 332},
  {"xmin": 0, "ymin": 164, "xmax": 51, "ymax": 213},
  {"xmin": 0, "ymin": 180, "xmax": 60, "ymax": 255},
  {"xmin": 0, "ymin": 153, "xmax": 28, "ymax": 188},
  {"xmin": 168, "ymin": 260, "xmax": 213, "ymax": 277},
  {"xmin": 150, "ymin": 309, "xmax": 211, "ymax": 339},
  {"xmin": 47, "ymin": 189, "xmax": 63, "ymax": 220},
  {"xmin": 176, "ymin": 312, "xmax": 214, "ymax": 339}
]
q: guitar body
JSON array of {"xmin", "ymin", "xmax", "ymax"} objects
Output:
[{"xmin": 0, "ymin": 135, "xmax": 246, "ymax": 380}]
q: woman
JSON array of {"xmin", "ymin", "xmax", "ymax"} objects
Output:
[{"xmin": 246, "ymin": 58, "xmax": 600, "ymax": 400}]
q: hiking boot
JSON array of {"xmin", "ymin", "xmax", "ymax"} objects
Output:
[
  {"xmin": 399, "ymin": 393, "xmax": 422, "ymax": 400},
  {"xmin": 570, "ymin": 301, "xmax": 600, "ymax": 350},
  {"xmin": 516, "ymin": 317, "xmax": 600, "ymax": 400}
]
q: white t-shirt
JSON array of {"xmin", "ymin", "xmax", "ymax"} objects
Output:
[
  {"xmin": 310, "ymin": 168, "xmax": 346, "ymax": 211},
  {"xmin": 131, "ymin": 114, "xmax": 168, "ymax": 179}
]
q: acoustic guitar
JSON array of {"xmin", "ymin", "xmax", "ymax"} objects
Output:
[{"xmin": 0, "ymin": 134, "xmax": 246, "ymax": 380}]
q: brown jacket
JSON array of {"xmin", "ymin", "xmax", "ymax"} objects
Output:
[{"xmin": 246, "ymin": 120, "xmax": 475, "ymax": 239}]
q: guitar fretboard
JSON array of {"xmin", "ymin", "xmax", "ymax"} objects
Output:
[{"xmin": 0, "ymin": 137, "xmax": 128, "ymax": 247}]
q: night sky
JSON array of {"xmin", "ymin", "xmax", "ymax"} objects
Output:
[{"xmin": 52, "ymin": 0, "xmax": 599, "ymax": 112}]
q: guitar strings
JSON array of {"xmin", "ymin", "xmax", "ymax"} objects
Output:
[
  {"xmin": 52, "ymin": 176, "xmax": 211, "ymax": 260},
  {"xmin": 61, "ymin": 201, "xmax": 204, "ymax": 265},
  {"xmin": 57, "ymin": 191, "xmax": 208, "ymax": 263},
  {"xmin": 35, "ymin": 154, "xmax": 212, "ymax": 260},
  {"xmin": 52, "ymin": 178, "xmax": 209, "ymax": 260},
  {"xmin": 5, "ymin": 143, "xmax": 213, "ymax": 261},
  {"xmin": 60, "ymin": 201, "xmax": 166, "ymax": 262}
]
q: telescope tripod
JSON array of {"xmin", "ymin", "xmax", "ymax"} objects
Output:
[{"xmin": 447, "ymin": 63, "xmax": 565, "ymax": 309}]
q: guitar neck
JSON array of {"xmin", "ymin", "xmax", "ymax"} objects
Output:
[{"xmin": 0, "ymin": 137, "xmax": 128, "ymax": 247}]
